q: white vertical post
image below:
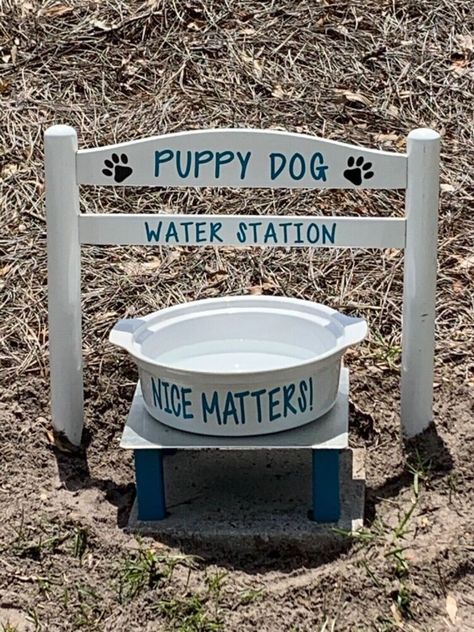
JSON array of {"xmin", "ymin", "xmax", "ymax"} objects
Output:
[
  {"xmin": 401, "ymin": 128, "xmax": 441, "ymax": 438},
  {"xmin": 45, "ymin": 125, "xmax": 84, "ymax": 446}
]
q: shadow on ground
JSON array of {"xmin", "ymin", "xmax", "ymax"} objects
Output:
[
  {"xmin": 365, "ymin": 423, "xmax": 454, "ymax": 525},
  {"xmin": 54, "ymin": 429, "xmax": 135, "ymax": 529},
  {"xmin": 53, "ymin": 422, "xmax": 453, "ymax": 572}
]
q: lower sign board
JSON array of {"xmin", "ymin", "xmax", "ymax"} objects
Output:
[{"xmin": 79, "ymin": 214, "xmax": 406, "ymax": 249}]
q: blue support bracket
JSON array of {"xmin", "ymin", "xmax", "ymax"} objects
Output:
[
  {"xmin": 134, "ymin": 449, "xmax": 166, "ymax": 521},
  {"xmin": 311, "ymin": 449, "xmax": 340, "ymax": 523}
]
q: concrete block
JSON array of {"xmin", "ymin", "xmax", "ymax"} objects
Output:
[{"xmin": 126, "ymin": 448, "xmax": 365, "ymax": 555}]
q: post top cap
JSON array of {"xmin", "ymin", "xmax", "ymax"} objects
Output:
[
  {"xmin": 45, "ymin": 124, "xmax": 77, "ymax": 137},
  {"xmin": 408, "ymin": 128, "xmax": 440, "ymax": 141}
]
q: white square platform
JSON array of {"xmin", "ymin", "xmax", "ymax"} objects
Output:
[{"xmin": 120, "ymin": 368, "xmax": 349, "ymax": 450}]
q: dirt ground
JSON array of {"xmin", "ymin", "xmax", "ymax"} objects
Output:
[{"xmin": 1, "ymin": 1, "xmax": 473, "ymax": 630}]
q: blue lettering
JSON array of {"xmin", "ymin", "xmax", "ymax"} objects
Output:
[
  {"xmin": 280, "ymin": 222, "xmax": 292, "ymax": 244},
  {"xmin": 322, "ymin": 223, "xmax": 336, "ymax": 244},
  {"xmin": 237, "ymin": 222, "xmax": 247, "ymax": 243},
  {"xmin": 181, "ymin": 387, "xmax": 194, "ymax": 419},
  {"xmin": 310, "ymin": 152, "xmax": 328, "ymax": 182},
  {"xmin": 297, "ymin": 380, "xmax": 308, "ymax": 412},
  {"xmin": 236, "ymin": 151, "xmax": 251, "ymax": 180},
  {"xmin": 223, "ymin": 392, "xmax": 239, "ymax": 425},
  {"xmin": 151, "ymin": 377, "xmax": 162, "ymax": 409},
  {"xmin": 268, "ymin": 387, "xmax": 281, "ymax": 421},
  {"xmin": 263, "ymin": 222, "xmax": 278, "ymax": 244},
  {"xmin": 283, "ymin": 383, "xmax": 297, "ymax": 417},
  {"xmin": 195, "ymin": 222, "xmax": 207, "ymax": 243},
  {"xmin": 170, "ymin": 384, "xmax": 181, "ymax": 417},
  {"xmin": 289, "ymin": 153, "xmax": 306, "ymax": 180},
  {"xmin": 180, "ymin": 221, "xmax": 193, "ymax": 242},
  {"xmin": 234, "ymin": 391, "xmax": 249, "ymax": 425},
  {"xmin": 145, "ymin": 221, "xmax": 163, "ymax": 242},
  {"xmin": 215, "ymin": 151, "xmax": 234, "ymax": 178},
  {"xmin": 270, "ymin": 153, "xmax": 286, "ymax": 180},
  {"xmin": 154, "ymin": 149, "xmax": 173, "ymax": 177},
  {"xmin": 294, "ymin": 222, "xmax": 304, "ymax": 244},
  {"xmin": 176, "ymin": 150, "xmax": 192, "ymax": 179},
  {"xmin": 307, "ymin": 223, "xmax": 320, "ymax": 244},
  {"xmin": 202, "ymin": 391, "xmax": 221, "ymax": 424},
  {"xmin": 210, "ymin": 222, "xmax": 223, "ymax": 243},
  {"xmin": 162, "ymin": 381, "xmax": 172, "ymax": 414},
  {"xmin": 194, "ymin": 150, "xmax": 213, "ymax": 177},
  {"xmin": 165, "ymin": 222, "xmax": 179, "ymax": 243},
  {"xmin": 249, "ymin": 221, "xmax": 262, "ymax": 243},
  {"xmin": 251, "ymin": 388, "xmax": 266, "ymax": 423}
]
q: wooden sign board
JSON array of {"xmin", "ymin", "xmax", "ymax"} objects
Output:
[
  {"xmin": 76, "ymin": 129, "xmax": 407, "ymax": 189},
  {"xmin": 80, "ymin": 214, "xmax": 406, "ymax": 249}
]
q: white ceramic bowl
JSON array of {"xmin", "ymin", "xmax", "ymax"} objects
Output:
[{"xmin": 110, "ymin": 296, "xmax": 367, "ymax": 436}]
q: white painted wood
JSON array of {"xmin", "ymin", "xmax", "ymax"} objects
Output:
[
  {"xmin": 79, "ymin": 214, "xmax": 406, "ymax": 249},
  {"xmin": 76, "ymin": 129, "xmax": 407, "ymax": 189},
  {"xmin": 45, "ymin": 125, "xmax": 84, "ymax": 446},
  {"xmin": 45, "ymin": 124, "xmax": 439, "ymax": 446},
  {"xmin": 121, "ymin": 369, "xmax": 349, "ymax": 450},
  {"xmin": 401, "ymin": 129, "xmax": 440, "ymax": 438}
]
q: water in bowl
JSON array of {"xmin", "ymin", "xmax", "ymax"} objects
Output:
[{"xmin": 156, "ymin": 339, "xmax": 315, "ymax": 373}]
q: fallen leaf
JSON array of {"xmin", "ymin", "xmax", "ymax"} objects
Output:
[
  {"xmin": 333, "ymin": 89, "xmax": 372, "ymax": 107},
  {"xmin": 186, "ymin": 20, "xmax": 206, "ymax": 31},
  {"xmin": 205, "ymin": 266, "xmax": 227, "ymax": 278},
  {"xmin": 390, "ymin": 602, "xmax": 403, "ymax": 626},
  {"xmin": 91, "ymin": 19, "xmax": 113, "ymax": 31},
  {"xmin": 385, "ymin": 248, "xmax": 400, "ymax": 259},
  {"xmin": 375, "ymin": 132, "xmax": 399, "ymax": 142},
  {"xmin": 271, "ymin": 84, "xmax": 286, "ymax": 99},
  {"xmin": 21, "ymin": 1, "xmax": 34, "ymax": 16},
  {"xmin": 455, "ymin": 33, "xmax": 473, "ymax": 52},
  {"xmin": 252, "ymin": 58, "xmax": 263, "ymax": 79},
  {"xmin": 93, "ymin": 311, "xmax": 117, "ymax": 323},
  {"xmin": 446, "ymin": 593, "xmax": 457, "ymax": 624},
  {"xmin": 241, "ymin": 52, "xmax": 263, "ymax": 79},
  {"xmin": 44, "ymin": 429, "xmax": 78, "ymax": 454},
  {"xmin": 387, "ymin": 104, "xmax": 399, "ymax": 117},
  {"xmin": 452, "ymin": 280, "xmax": 464, "ymax": 295},
  {"xmin": 335, "ymin": 24, "xmax": 349, "ymax": 36},
  {"xmin": 248, "ymin": 282, "xmax": 277, "ymax": 295},
  {"xmin": 43, "ymin": 3, "xmax": 74, "ymax": 17},
  {"xmin": 458, "ymin": 254, "xmax": 474, "ymax": 270},
  {"xmin": 1, "ymin": 163, "xmax": 19, "ymax": 178},
  {"xmin": 441, "ymin": 183, "xmax": 455, "ymax": 193},
  {"xmin": 450, "ymin": 57, "xmax": 469, "ymax": 71},
  {"xmin": 419, "ymin": 515, "xmax": 432, "ymax": 528},
  {"xmin": 142, "ymin": 259, "xmax": 163, "ymax": 271},
  {"xmin": 0, "ymin": 79, "xmax": 10, "ymax": 93}
]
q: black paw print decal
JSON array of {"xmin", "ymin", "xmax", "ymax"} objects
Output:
[
  {"xmin": 102, "ymin": 153, "xmax": 133, "ymax": 183},
  {"xmin": 343, "ymin": 156, "xmax": 374, "ymax": 186}
]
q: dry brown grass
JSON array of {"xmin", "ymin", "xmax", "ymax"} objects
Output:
[{"xmin": 0, "ymin": 1, "xmax": 473, "ymax": 630}]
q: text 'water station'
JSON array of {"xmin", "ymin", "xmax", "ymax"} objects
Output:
[{"xmin": 45, "ymin": 127, "xmax": 440, "ymax": 530}]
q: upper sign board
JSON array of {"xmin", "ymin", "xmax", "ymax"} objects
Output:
[{"xmin": 76, "ymin": 129, "xmax": 407, "ymax": 189}]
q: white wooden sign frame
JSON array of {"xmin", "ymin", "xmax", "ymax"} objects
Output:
[{"xmin": 44, "ymin": 126, "xmax": 440, "ymax": 446}]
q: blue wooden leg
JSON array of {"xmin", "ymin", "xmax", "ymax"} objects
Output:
[
  {"xmin": 311, "ymin": 449, "xmax": 340, "ymax": 523},
  {"xmin": 134, "ymin": 449, "xmax": 166, "ymax": 521}
]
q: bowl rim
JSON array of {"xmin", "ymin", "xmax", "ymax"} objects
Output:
[{"xmin": 115, "ymin": 295, "xmax": 365, "ymax": 378}]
